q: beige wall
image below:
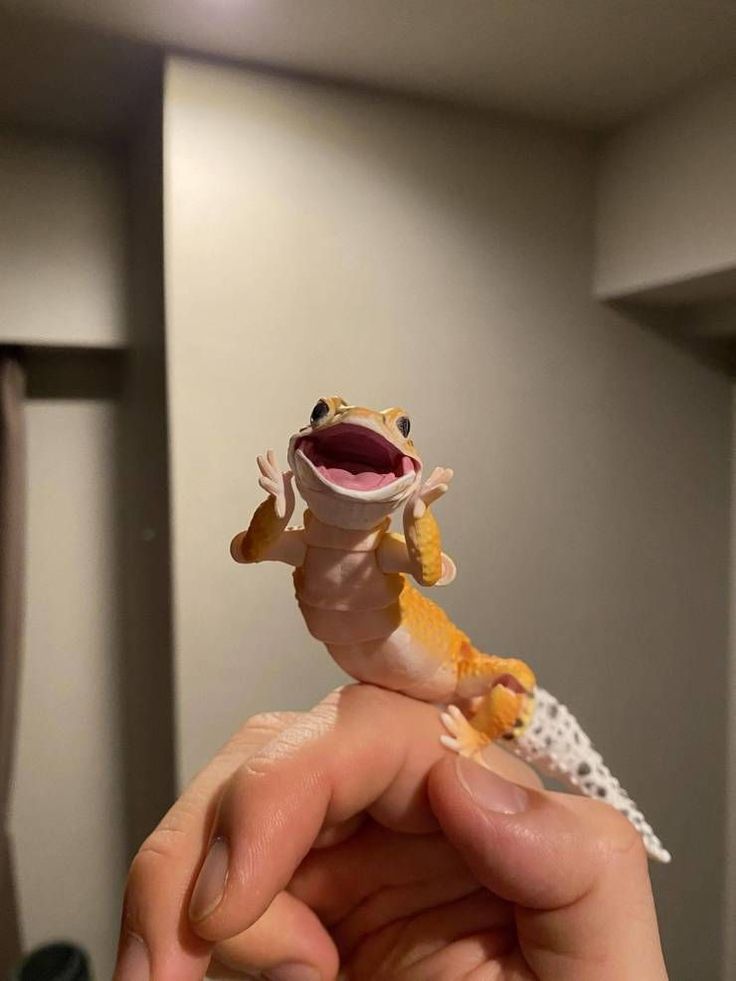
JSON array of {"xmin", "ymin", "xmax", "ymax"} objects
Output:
[
  {"xmin": 164, "ymin": 57, "xmax": 731, "ymax": 979},
  {"xmin": 0, "ymin": 128, "xmax": 134, "ymax": 978},
  {"xmin": 0, "ymin": 129, "xmax": 127, "ymax": 347},
  {"xmin": 595, "ymin": 74, "xmax": 736, "ymax": 300},
  {"xmin": 10, "ymin": 399, "xmax": 127, "ymax": 980}
]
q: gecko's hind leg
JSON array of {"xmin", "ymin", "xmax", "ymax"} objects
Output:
[
  {"xmin": 440, "ymin": 685, "xmax": 536, "ymax": 759},
  {"xmin": 440, "ymin": 705, "xmax": 488, "ymax": 759},
  {"xmin": 441, "ymin": 643, "xmax": 536, "ymax": 756}
]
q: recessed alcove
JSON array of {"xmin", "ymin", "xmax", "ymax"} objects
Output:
[{"xmin": 0, "ymin": 16, "xmax": 172, "ymax": 978}]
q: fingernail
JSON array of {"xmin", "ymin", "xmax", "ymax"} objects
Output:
[
  {"xmin": 456, "ymin": 755, "xmax": 529, "ymax": 814},
  {"xmin": 189, "ymin": 837, "xmax": 229, "ymax": 922},
  {"xmin": 116, "ymin": 933, "xmax": 149, "ymax": 980},
  {"xmin": 263, "ymin": 965, "xmax": 321, "ymax": 981}
]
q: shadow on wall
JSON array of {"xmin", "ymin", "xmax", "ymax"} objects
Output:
[
  {"xmin": 24, "ymin": 347, "xmax": 125, "ymax": 400},
  {"xmin": 607, "ymin": 299, "xmax": 736, "ymax": 377}
]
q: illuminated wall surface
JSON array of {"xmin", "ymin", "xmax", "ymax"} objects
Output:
[{"xmin": 164, "ymin": 58, "xmax": 730, "ymax": 981}]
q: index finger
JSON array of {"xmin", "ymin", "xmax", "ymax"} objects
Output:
[
  {"xmin": 188, "ymin": 684, "xmax": 540, "ymax": 943},
  {"xmin": 114, "ymin": 711, "xmax": 300, "ymax": 980}
]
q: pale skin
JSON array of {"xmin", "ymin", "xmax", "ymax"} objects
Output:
[{"xmin": 114, "ymin": 685, "xmax": 668, "ymax": 980}]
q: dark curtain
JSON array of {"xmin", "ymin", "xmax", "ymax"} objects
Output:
[{"xmin": 0, "ymin": 354, "xmax": 25, "ymax": 971}]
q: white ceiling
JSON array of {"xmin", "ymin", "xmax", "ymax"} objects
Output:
[{"xmin": 2, "ymin": 0, "xmax": 736, "ymax": 129}]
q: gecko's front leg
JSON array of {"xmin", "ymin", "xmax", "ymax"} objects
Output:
[
  {"xmin": 403, "ymin": 466, "xmax": 456, "ymax": 586},
  {"xmin": 230, "ymin": 450, "xmax": 304, "ymax": 566}
]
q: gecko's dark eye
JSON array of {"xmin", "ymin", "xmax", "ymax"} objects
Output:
[
  {"xmin": 396, "ymin": 416, "xmax": 411, "ymax": 438},
  {"xmin": 310, "ymin": 399, "xmax": 330, "ymax": 425}
]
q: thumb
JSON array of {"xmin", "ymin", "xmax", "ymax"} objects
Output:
[{"xmin": 428, "ymin": 755, "xmax": 668, "ymax": 981}]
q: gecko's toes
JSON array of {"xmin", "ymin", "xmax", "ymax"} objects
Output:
[
  {"xmin": 439, "ymin": 704, "xmax": 489, "ymax": 757},
  {"xmin": 440, "ymin": 705, "xmax": 466, "ymax": 738}
]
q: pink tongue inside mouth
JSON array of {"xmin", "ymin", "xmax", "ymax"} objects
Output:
[
  {"xmin": 316, "ymin": 466, "xmax": 400, "ymax": 490},
  {"xmin": 302, "ymin": 428, "xmax": 416, "ymax": 490}
]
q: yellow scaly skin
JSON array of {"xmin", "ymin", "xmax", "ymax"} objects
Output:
[{"xmin": 231, "ymin": 397, "xmax": 536, "ymax": 752}]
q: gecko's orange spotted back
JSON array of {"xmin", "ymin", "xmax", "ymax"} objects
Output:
[{"xmin": 398, "ymin": 576, "xmax": 469, "ymax": 666}]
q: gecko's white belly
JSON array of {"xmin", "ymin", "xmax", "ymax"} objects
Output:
[
  {"xmin": 294, "ymin": 545, "xmax": 402, "ymax": 643},
  {"xmin": 295, "ymin": 543, "xmax": 456, "ymax": 701},
  {"xmin": 295, "ymin": 546, "xmax": 401, "ymax": 610},
  {"xmin": 326, "ymin": 629, "xmax": 456, "ymax": 702}
]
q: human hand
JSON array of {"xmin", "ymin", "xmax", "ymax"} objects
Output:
[{"xmin": 114, "ymin": 685, "xmax": 667, "ymax": 980}]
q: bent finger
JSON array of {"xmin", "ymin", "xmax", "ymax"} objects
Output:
[
  {"xmin": 188, "ymin": 686, "xmax": 445, "ymax": 942},
  {"xmin": 291, "ymin": 824, "xmax": 478, "ymax": 949},
  {"xmin": 348, "ymin": 891, "xmax": 512, "ymax": 981},
  {"xmin": 115, "ymin": 712, "xmax": 300, "ymax": 981},
  {"xmin": 189, "ymin": 686, "xmax": 539, "ymax": 944},
  {"xmin": 212, "ymin": 891, "xmax": 338, "ymax": 980}
]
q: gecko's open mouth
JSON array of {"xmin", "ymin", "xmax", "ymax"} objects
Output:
[{"xmin": 295, "ymin": 424, "xmax": 419, "ymax": 493}]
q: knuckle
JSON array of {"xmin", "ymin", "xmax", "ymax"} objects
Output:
[
  {"xmin": 218, "ymin": 686, "xmax": 399, "ymax": 794},
  {"xmin": 123, "ymin": 834, "xmax": 180, "ymax": 925},
  {"xmin": 329, "ymin": 680, "xmax": 395, "ymax": 717},
  {"xmin": 135, "ymin": 820, "xmax": 190, "ymax": 869},
  {"xmin": 229, "ymin": 695, "xmax": 353, "ymax": 783},
  {"xmin": 127, "ymin": 843, "xmax": 166, "ymax": 893},
  {"xmin": 241, "ymin": 710, "xmax": 296, "ymax": 736},
  {"xmin": 254, "ymin": 708, "xmax": 336, "ymax": 762},
  {"xmin": 213, "ymin": 711, "xmax": 299, "ymax": 766},
  {"xmin": 230, "ymin": 724, "xmax": 330, "ymax": 784},
  {"xmin": 123, "ymin": 797, "xmax": 207, "ymax": 922}
]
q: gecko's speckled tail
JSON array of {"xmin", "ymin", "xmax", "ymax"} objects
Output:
[{"xmin": 511, "ymin": 686, "xmax": 671, "ymax": 864}]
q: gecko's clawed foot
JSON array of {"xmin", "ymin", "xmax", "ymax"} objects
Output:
[
  {"xmin": 440, "ymin": 704, "xmax": 490, "ymax": 759},
  {"xmin": 256, "ymin": 450, "xmax": 294, "ymax": 519},
  {"xmin": 436, "ymin": 553, "xmax": 457, "ymax": 586},
  {"xmin": 410, "ymin": 466, "xmax": 454, "ymax": 519}
]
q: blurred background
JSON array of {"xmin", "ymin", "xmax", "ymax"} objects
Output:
[{"xmin": 0, "ymin": 2, "xmax": 735, "ymax": 978}]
